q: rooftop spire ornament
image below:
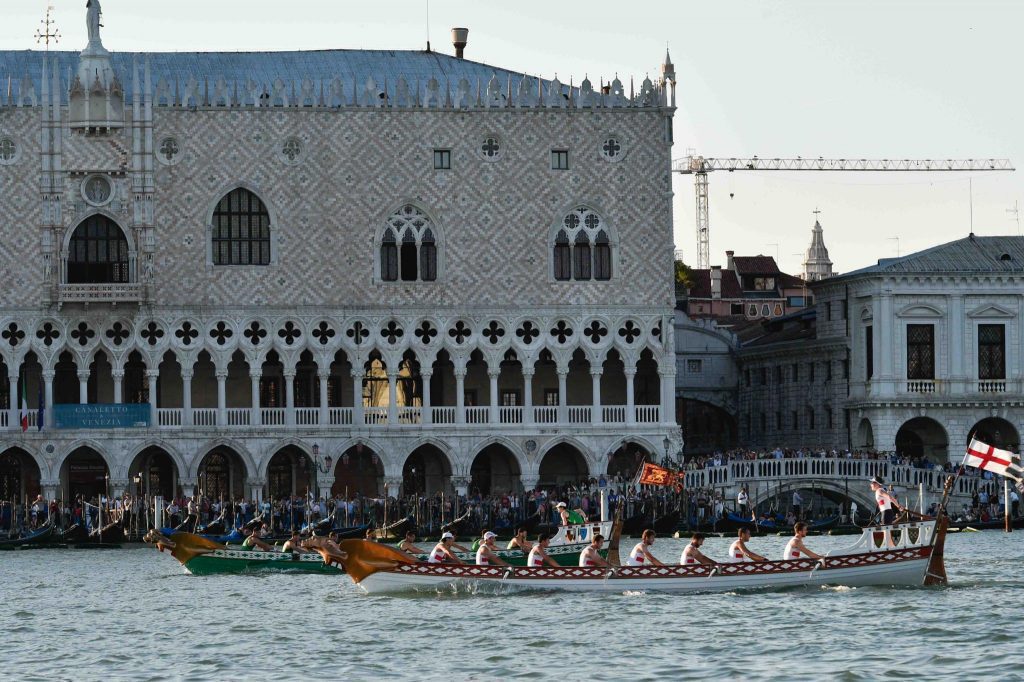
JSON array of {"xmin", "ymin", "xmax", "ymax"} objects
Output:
[{"xmin": 34, "ymin": 4, "xmax": 61, "ymax": 51}]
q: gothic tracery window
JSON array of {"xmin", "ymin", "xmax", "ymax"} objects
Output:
[
  {"xmin": 380, "ymin": 204, "xmax": 438, "ymax": 282},
  {"xmin": 552, "ymin": 206, "xmax": 613, "ymax": 281},
  {"xmin": 212, "ymin": 188, "xmax": 271, "ymax": 265}
]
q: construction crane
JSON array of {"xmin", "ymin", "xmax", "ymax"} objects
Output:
[{"xmin": 673, "ymin": 155, "xmax": 1016, "ymax": 270}]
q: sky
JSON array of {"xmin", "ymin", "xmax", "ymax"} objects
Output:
[{"xmin": 2, "ymin": 0, "xmax": 1021, "ymax": 275}]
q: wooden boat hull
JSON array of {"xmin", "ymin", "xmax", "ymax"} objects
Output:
[
  {"xmin": 182, "ymin": 549, "xmax": 343, "ymax": 576},
  {"xmin": 333, "ymin": 519, "xmax": 945, "ymax": 595},
  {"xmin": 357, "ymin": 550, "xmax": 931, "ymax": 594}
]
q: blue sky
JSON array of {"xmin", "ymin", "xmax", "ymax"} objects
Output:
[{"xmin": 3, "ymin": 0, "xmax": 1020, "ymax": 275}]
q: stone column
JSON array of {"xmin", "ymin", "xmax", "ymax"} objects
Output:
[
  {"xmin": 42, "ymin": 482, "xmax": 59, "ymax": 502},
  {"xmin": 111, "ymin": 369, "xmax": 124, "ymax": 404},
  {"xmin": 245, "ymin": 478, "xmax": 264, "ymax": 504},
  {"xmin": 7, "ymin": 373, "xmax": 18, "ymax": 429},
  {"xmin": 146, "ymin": 370, "xmax": 159, "ymax": 426},
  {"xmin": 284, "ymin": 369, "xmax": 296, "ymax": 427},
  {"xmin": 181, "ymin": 480, "xmax": 196, "ymax": 499},
  {"xmin": 421, "ymin": 368, "xmax": 433, "ymax": 425},
  {"xmin": 452, "ymin": 475, "xmax": 470, "ymax": 497},
  {"xmin": 455, "ymin": 367, "xmax": 467, "ymax": 425},
  {"xmin": 590, "ymin": 368, "xmax": 603, "ymax": 424},
  {"xmin": 659, "ymin": 368, "xmax": 675, "ymax": 424},
  {"xmin": 488, "ymin": 369, "xmax": 500, "ymax": 424},
  {"xmin": 216, "ymin": 369, "xmax": 228, "ymax": 426},
  {"xmin": 386, "ymin": 371, "xmax": 398, "ymax": 424},
  {"xmin": 350, "ymin": 369, "xmax": 364, "ymax": 425},
  {"xmin": 520, "ymin": 473, "xmax": 540, "ymax": 492},
  {"xmin": 949, "ymin": 293, "xmax": 965, "ymax": 392},
  {"xmin": 383, "ymin": 476, "xmax": 405, "ymax": 499},
  {"xmin": 181, "ymin": 368, "xmax": 193, "ymax": 427},
  {"xmin": 625, "ymin": 367, "xmax": 637, "ymax": 425},
  {"xmin": 249, "ymin": 369, "xmax": 262, "ymax": 426},
  {"xmin": 42, "ymin": 369, "xmax": 54, "ymax": 413},
  {"xmin": 318, "ymin": 369, "xmax": 330, "ymax": 427},
  {"xmin": 877, "ymin": 291, "xmax": 895, "ymax": 396},
  {"xmin": 556, "ymin": 366, "xmax": 568, "ymax": 423},
  {"xmin": 522, "ymin": 369, "xmax": 534, "ymax": 425},
  {"xmin": 77, "ymin": 370, "xmax": 90, "ymax": 404}
]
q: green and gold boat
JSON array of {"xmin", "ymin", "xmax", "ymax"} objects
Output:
[{"xmin": 144, "ymin": 530, "xmax": 342, "ymax": 576}]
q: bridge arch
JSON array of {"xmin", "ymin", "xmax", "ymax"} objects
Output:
[{"xmin": 747, "ymin": 478, "xmax": 876, "ymax": 516}]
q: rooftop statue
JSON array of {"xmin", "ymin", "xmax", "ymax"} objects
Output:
[{"xmin": 86, "ymin": 0, "xmax": 102, "ymax": 47}]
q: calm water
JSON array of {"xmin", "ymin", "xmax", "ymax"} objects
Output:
[{"xmin": 0, "ymin": 531, "xmax": 1020, "ymax": 681}]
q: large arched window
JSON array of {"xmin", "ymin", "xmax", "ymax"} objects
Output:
[
  {"xmin": 552, "ymin": 206, "xmax": 613, "ymax": 281},
  {"xmin": 212, "ymin": 188, "xmax": 271, "ymax": 265},
  {"xmin": 67, "ymin": 215, "xmax": 130, "ymax": 283},
  {"xmin": 380, "ymin": 204, "xmax": 438, "ymax": 282}
]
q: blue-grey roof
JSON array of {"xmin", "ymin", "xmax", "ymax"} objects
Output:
[
  {"xmin": 0, "ymin": 48, "xmax": 564, "ymax": 103},
  {"xmin": 832, "ymin": 235, "xmax": 1024, "ymax": 280}
]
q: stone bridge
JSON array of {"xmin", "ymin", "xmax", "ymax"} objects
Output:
[{"xmin": 683, "ymin": 457, "xmax": 992, "ymax": 514}]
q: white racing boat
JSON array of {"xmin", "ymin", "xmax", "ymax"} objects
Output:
[{"xmin": 309, "ymin": 516, "xmax": 949, "ymax": 595}]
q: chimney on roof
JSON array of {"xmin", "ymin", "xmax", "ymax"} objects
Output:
[
  {"xmin": 452, "ymin": 27, "xmax": 469, "ymax": 59},
  {"xmin": 710, "ymin": 265, "xmax": 722, "ymax": 300},
  {"xmin": 726, "ymin": 250, "xmax": 735, "ymax": 271}
]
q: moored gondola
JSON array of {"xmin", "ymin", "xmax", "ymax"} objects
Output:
[{"xmin": 0, "ymin": 520, "xmax": 58, "ymax": 550}]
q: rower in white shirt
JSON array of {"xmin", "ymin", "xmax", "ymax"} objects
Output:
[
  {"xmin": 626, "ymin": 529, "xmax": 664, "ymax": 567},
  {"xmin": 726, "ymin": 527, "xmax": 766, "ymax": 563},
  {"xmin": 680, "ymin": 533, "xmax": 716, "ymax": 566}
]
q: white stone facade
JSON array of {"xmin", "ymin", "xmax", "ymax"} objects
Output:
[
  {"xmin": 0, "ymin": 11, "xmax": 680, "ymax": 503},
  {"xmin": 813, "ymin": 235, "xmax": 1024, "ymax": 461}
]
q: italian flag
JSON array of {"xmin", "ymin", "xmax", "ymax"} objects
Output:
[{"xmin": 19, "ymin": 378, "xmax": 28, "ymax": 432}]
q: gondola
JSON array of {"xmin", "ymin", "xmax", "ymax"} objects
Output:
[
  {"xmin": 441, "ymin": 509, "xmax": 472, "ymax": 535},
  {"xmin": 948, "ymin": 516, "xmax": 1024, "ymax": 532},
  {"xmin": 619, "ymin": 511, "xmax": 650, "ymax": 537},
  {"xmin": 370, "ymin": 516, "xmax": 415, "ymax": 540},
  {"xmin": 332, "ymin": 524, "xmax": 371, "ymax": 540},
  {"xmin": 63, "ymin": 520, "xmax": 125, "ymax": 546},
  {"xmin": 651, "ymin": 509, "xmax": 681, "ymax": 535},
  {"xmin": 0, "ymin": 520, "xmax": 58, "ymax": 550},
  {"xmin": 160, "ymin": 527, "xmax": 246, "ymax": 544}
]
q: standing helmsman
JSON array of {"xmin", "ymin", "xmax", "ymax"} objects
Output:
[
  {"xmin": 870, "ymin": 476, "xmax": 902, "ymax": 525},
  {"xmin": 737, "ymin": 486, "xmax": 750, "ymax": 517}
]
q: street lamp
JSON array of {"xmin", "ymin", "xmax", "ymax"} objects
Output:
[
  {"xmin": 313, "ymin": 443, "xmax": 333, "ymax": 474},
  {"xmin": 663, "ymin": 437, "xmax": 671, "ymax": 467}
]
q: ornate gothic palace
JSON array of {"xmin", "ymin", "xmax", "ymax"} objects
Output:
[{"xmin": 0, "ymin": 5, "xmax": 680, "ymax": 504}]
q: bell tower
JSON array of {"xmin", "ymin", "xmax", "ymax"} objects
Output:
[{"xmin": 802, "ymin": 210, "xmax": 834, "ymax": 282}]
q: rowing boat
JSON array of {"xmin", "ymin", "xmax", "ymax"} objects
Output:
[
  {"xmin": 311, "ymin": 517, "xmax": 948, "ymax": 595},
  {"xmin": 143, "ymin": 530, "xmax": 343, "ymax": 575}
]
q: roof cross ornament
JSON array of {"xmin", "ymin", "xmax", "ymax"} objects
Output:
[
  {"xmin": 812, "ymin": 207, "xmax": 822, "ymax": 218},
  {"xmin": 34, "ymin": 4, "xmax": 61, "ymax": 51}
]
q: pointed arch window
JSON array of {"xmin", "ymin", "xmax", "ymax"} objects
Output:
[
  {"xmin": 552, "ymin": 206, "xmax": 614, "ymax": 281},
  {"xmin": 381, "ymin": 229, "xmax": 398, "ymax": 281},
  {"xmin": 67, "ymin": 215, "xmax": 131, "ymax": 283},
  {"xmin": 380, "ymin": 204, "xmax": 439, "ymax": 282},
  {"xmin": 212, "ymin": 188, "xmax": 271, "ymax": 265},
  {"xmin": 554, "ymin": 230, "xmax": 571, "ymax": 281}
]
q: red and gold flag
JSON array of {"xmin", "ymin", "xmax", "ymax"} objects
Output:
[{"xmin": 637, "ymin": 462, "xmax": 683, "ymax": 488}]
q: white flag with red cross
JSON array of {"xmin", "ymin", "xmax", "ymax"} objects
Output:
[{"xmin": 963, "ymin": 438, "xmax": 1024, "ymax": 485}]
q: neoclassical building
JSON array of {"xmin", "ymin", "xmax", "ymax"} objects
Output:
[
  {"xmin": 0, "ymin": 6, "xmax": 679, "ymax": 504},
  {"xmin": 816, "ymin": 234, "xmax": 1024, "ymax": 461}
]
